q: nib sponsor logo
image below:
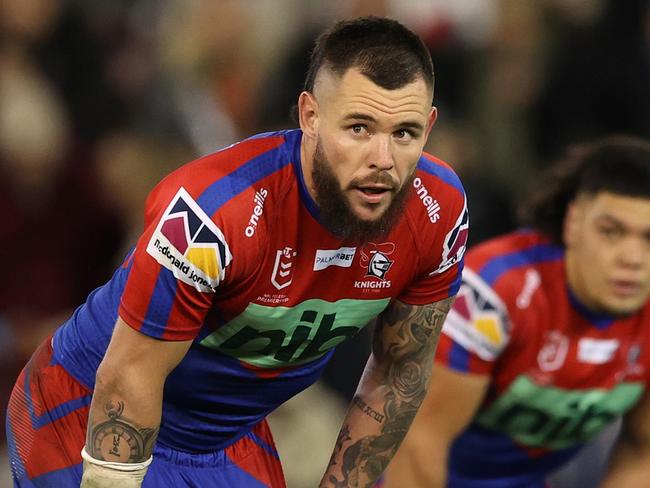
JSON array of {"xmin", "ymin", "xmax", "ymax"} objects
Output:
[{"xmin": 147, "ymin": 187, "xmax": 231, "ymax": 292}]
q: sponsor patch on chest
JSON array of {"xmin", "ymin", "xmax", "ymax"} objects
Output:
[
  {"xmin": 200, "ymin": 298, "xmax": 390, "ymax": 367},
  {"xmin": 476, "ymin": 374, "xmax": 644, "ymax": 450},
  {"xmin": 313, "ymin": 247, "xmax": 356, "ymax": 271},
  {"xmin": 578, "ymin": 338, "xmax": 620, "ymax": 364}
]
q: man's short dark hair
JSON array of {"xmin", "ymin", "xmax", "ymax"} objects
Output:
[
  {"xmin": 304, "ymin": 16, "xmax": 434, "ymax": 95},
  {"xmin": 520, "ymin": 135, "xmax": 650, "ymax": 243}
]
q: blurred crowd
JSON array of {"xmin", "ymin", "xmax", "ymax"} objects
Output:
[{"xmin": 1, "ymin": 0, "xmax": 648, "ymax": 486}]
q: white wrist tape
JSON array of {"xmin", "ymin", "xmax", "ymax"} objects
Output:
[
  {"xmin": 80, "ymin": 447, "xmax": 152, "ymax": 488},
  {"xmin": 81, "ymin": 447, "xmax": 153, "ymax": 471}
]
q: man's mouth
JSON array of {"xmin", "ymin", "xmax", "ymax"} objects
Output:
[
  {"xmin": 355, "ymin": 185, "xmax": 393, "ymax": 204},
  {"xmin": 610, "ymin": 279, "xmax": 642, "ymax": 297},
  {"xmin": 359, "ymin": 185, "xmax": 392, "ymax": 194}
]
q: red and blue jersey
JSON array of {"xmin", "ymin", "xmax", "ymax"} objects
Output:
[
  {"xmin": 436, "ymin": 230, "xmax": 650, "ymax": 487},
  {"xmin": 53, "ymin": 129, "xmax": 468, "ymax": 453}
]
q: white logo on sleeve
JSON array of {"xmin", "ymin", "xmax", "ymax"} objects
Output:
[
  {"xmin": 314, "ymin": 247, "xmax": 356, "ymax": 271},
  {"xmin": 432, "ymin": 200, "xmax": 469, "ymax": 275}
]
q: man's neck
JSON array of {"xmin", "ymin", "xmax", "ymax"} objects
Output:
[{"xmin": 300, "ymin": 133, "xmax": 317, "ymax": 201}]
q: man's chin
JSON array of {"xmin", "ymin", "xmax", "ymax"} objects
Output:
[
  {"xmin": 348, "ymin": 200, "xmax": 392, "ymax": 223},
  {"xmin": 350, "ymin": 208, "xmax": 388, "ymax": 223},
  {"xmin": 598, "ymin": 296, "xmax": 648, "ymax": 318}
]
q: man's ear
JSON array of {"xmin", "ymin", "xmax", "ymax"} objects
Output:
[
  {"xmin": 298, "ymin": 91, "xmax": 319, "ymax": 138},
  {"xmin": 425, "ymin": 106, "xmax": 438, "ymax": 139},
  {"xmin": 563, "ymin": 200, "xmax": 579, "ymax": 246}
]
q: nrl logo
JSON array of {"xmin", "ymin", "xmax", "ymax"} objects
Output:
[
  {"xmin": 537, "ymin": 330, "xmax": 569, "ymax": 372},
  {"xmin": 271, "ymin": 246, "xmax": 297, "ymax": 290}
]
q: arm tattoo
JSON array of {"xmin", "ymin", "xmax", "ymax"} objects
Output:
[
  {"xmin": 328, "ymin": 297, "xmax": 454, "ymax": 487},
  {"xmin": 326, "ymin": 425, "xmax": 352, "ymax": 473},
  {"xmin": 87, "ymin": 400, "xmax": 159, "ymax": 463},
  {"xmin": 353, "ymin": 397, "xmax": 385, "ymax": 424}
]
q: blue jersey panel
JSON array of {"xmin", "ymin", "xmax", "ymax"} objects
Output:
[
  {"xmin": 53, "ymin": 264, "xmax": 131, "ymax": 389},
  {"xmin": 158, "ymin": 344, "xmax": 333, "ymax": 451},
  {"xmin": 448, "ymin": 424, "xmax": 579, "ymax": 487}
]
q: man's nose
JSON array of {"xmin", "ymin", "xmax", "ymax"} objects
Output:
[{"xmin": 368, "ymin": 135, "xmax": 394, "ymax": 171}]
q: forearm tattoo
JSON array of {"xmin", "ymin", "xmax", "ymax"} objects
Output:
[
  {"xmin": 353, "ymin": 397, "xmax": 385, "ymax": 424},
  {"xmin": 87, "ymin": 400, "xmax": 159, "ymax": 463},
  {"xmin": 327, "ymin": 297, "xmax": 454, "ymax": 487}
]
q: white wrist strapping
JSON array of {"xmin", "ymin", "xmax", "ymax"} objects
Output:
[
  {"xmin": 81, "ymin": 448, "xmax": 153, "ymax": 471},
  {"xmin": 80, "ymin": 447, "xmax": 152, "ymax": 488}
]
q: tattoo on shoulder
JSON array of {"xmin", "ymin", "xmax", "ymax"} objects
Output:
[
  {"xmin": 88, "ymin": 400, "xmax": 159, "ymax": 463},
  {"xmin": 328, "ymin": 297, "xmax": 454, "ymax": 487}
]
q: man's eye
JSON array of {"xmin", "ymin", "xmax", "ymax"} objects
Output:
[
  {"xmin": 351, "ymin": 125, "xmax": 365, "ymax": 134},
  {"xmin": 600, "ymin": 227, "xmax": 622, "ymax": 239},
  {"xmin": 395, "ymin": 129, "xmax": 414, "ymax": 140}
]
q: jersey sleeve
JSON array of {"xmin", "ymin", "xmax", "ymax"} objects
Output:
[
  {"xmin": 398, "ymin": 182, "xmax": 469, "ymax": 305},
  {"xmin": 118, "ymin": 182, "xmax": 232, "ymax": 341},
  {"xmin": 434, "ymin": 267, "xmax": 511, "ymax": 375}
]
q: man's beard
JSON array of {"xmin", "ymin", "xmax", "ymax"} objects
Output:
[{"xmin": 311, "ymin": 140, "xmax": 414, "ymax": 245}]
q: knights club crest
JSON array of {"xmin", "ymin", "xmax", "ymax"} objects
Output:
[
  {"xmin": 360, "ymin": 242, "xmax": 395, "ymax": 280},
  {"xmin": 271, "ymin": 247, "xmax": 297, "ymax": 290}
]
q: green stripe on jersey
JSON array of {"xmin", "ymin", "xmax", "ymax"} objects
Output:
[
  {"xmin": 200, "ymin": 298, "xmax": 390, "ymax": 367},
  {"xmin": 476, "ymin": 375, "xmax": 644, "ymax": 450}
]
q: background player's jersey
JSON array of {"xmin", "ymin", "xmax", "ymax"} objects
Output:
[
  {"xmin": 435, "ymin": 229, "xmax": 650, "ymax": 487},
  {"xmin": 53, "ymin": 129, "xmax": 468, "ymax": 452}
]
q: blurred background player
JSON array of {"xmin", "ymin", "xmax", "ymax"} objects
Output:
[{"xmin": 384, "ymin": 135, "xmax": 650, "ymax": 487}]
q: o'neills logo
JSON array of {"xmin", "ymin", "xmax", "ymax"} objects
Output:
[
  {"xmin": 413, "ymin": 177, "xmax": 441, "ymax": 223},
  {"xmin": 245, "ymin": 188, "xmax": 268, "ymax": 238}
]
